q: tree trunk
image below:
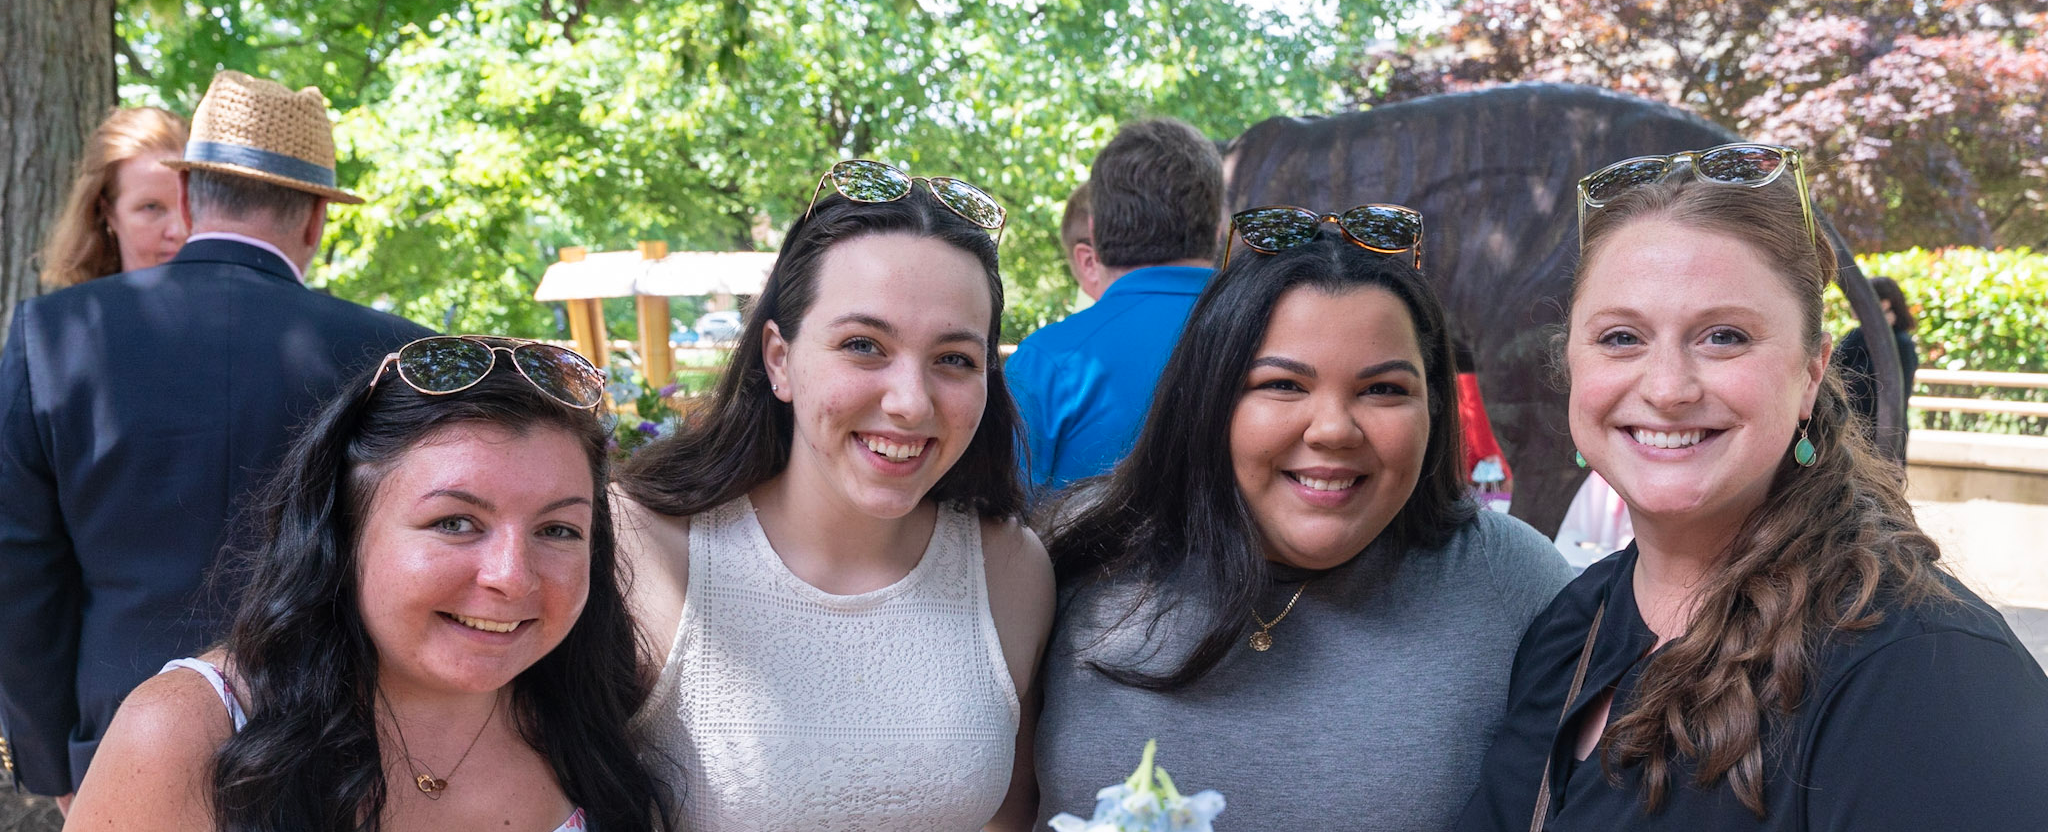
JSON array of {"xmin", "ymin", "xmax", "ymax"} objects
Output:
[{"xmin": 0, "ymin": 0, "xmax": 116, "ymax": 345}]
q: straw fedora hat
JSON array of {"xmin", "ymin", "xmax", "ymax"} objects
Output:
[{"xmin": 163, "ymin": 70, "xmax": 363, "ymax": 204}]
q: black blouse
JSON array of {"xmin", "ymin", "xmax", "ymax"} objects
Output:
[{"xmin": 1456, "ymin": 545, "xmax": 2048, "ymax": 831}]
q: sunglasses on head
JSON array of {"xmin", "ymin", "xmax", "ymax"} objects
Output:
[
  {"xmin": 1225, "ymin": 204, "xmax": 1425, "ymax": 268},
  {"xmin": 1578, "ymin": 142, "xmax": 1815, "ymax": 242},
  {"xmin": 368, "ymin": 336, "xmax": 608, "ymax": 410},
  {"xmin": 803, "ymin": 159, "xmax": 1008, "ymax": 244}
]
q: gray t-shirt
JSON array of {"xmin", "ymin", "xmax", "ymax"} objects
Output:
[{"xmin": 1034, "ymin": 510, "xmax": 1572, "ymax": 831}]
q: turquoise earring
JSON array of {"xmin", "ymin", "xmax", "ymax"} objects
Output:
[
  {"xmin": 1573, "ymin": 450, "xmax": 1588, "ymax": 469},
  {"xmin": 1793, "ymin": 424, "xmax": 1818, "ymax": 467}
]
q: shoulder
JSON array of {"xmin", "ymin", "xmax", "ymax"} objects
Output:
[
  {"xmin": 1819, "ymin": 575, "xmax": 2040, "ymax": 695},
  {"xmin": 1430, "ymin": 511, "xmax": 1575, "ymax": 605},
  {"xmin": 980, "ymin": 516, "xmax": 1054, "ymax": 602},
  {"xmin": 612, "ymin": 486, "xmax": 692, "ymax": 655},
  {"xmin": 94, "ymin": 665, "xmax": 236, "ymax": 773}
]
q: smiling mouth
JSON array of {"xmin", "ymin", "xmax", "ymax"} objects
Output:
[
  {"xmin": 859, "ymin": 433, "xmax": 928, "ymax": 463},
  {"xmin": 1285, "ymin": 472, "xmax": 1361, "ymax": 492},
  {"xmin": 443, "ymin": 612, "xmax": 525, "ymax": 633},
  {"xmin": 1629, "ymin": 428, "xmax": 1712, "ymax": 449}
]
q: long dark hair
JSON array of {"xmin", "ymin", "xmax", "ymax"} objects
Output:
[
  {"xmin": 1573, "ymin": 178, "xmax": 1950, "ymax": 816},
  {"xmin": 1042, "ymin": 230, "xmax": 1475, "ymax": 690},
  {"xmin": 211, "ymin": 367, "xmax": 663, "ymax": 831},
  {"xmin": 618, "ymin": 188, "xmax": 1025, "ymax": 519}
]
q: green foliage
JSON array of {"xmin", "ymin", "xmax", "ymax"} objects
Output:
[
  {"xmin": 1830, "ymin": 248, "xmax": 2048, "ymax": 435},
  {"xmin": 120, "ymin": 0, "xmax": 1409, "ymax": 341}
]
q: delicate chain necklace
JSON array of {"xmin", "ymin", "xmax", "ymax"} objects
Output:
[
  {"xmin": 1249, "ymin": 580, "xmax": 1311, "ymax": 652},
  {"xmin": 378, "ymin": 687, "xmax": 497, "ymax": 799}
]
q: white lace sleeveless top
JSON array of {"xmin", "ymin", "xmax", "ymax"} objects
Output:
[{"xmin": 638, "ymin": 496, "xmax": 1020, "ymax": 831}]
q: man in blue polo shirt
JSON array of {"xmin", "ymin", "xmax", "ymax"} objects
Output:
[{"xmin": 1007, "ymin": 117, "xmax": 1223, "ymax": 492}]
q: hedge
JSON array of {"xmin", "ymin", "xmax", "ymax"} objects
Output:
[{"xmin": 1828, "ymin": 247, "xmax": 2048, "ymax": 436}]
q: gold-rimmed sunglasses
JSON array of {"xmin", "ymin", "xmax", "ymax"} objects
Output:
[
  {"xmin": 368, "ymin": 336, "xmax": 608, "ymax": 410},
  {"xmin": 1224, "ymin": 204, "xmax": 1425, "ymax": 268},
  {"xmin": 803, "ymin": 159, "xmax": 1008, "ymax": 243},
  {"xmin": 1578, "ymin": 142, "xmax": 1815, "ymax": 242}
]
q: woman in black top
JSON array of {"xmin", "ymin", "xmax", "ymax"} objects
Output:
[
  {"xmin": 1833, "ymin": 276, "xmax": 1920, "ymax": 438},
  {"xmin": 1457, "ymin": 149, "xmax": 2048, "ymax": 831}
]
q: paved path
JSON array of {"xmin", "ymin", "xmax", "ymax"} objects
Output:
[{"xmin": 1911, "ymin": 497, "xmax": 2048, "ymax": 667}]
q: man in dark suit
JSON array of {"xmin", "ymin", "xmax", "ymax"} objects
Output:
[{"xmin": 0, "ymin": 70, "xmax": 433, "ymax": 804}]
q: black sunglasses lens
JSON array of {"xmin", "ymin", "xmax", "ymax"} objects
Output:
[
  {"xmin": 1585, "ymin": 158, "xmax": 1671, "ymax": 203},
  {"xmin": 1339, "ymin": 206, "xmax": 1422, "ymax": 250},
  {"xmin": 927, "ymin": 177, "xmax": 1006, "ymax": 230},
  {"xmin": 830, "ymin": 160, "xmax": 913, "ymax": 203},
  {"xmin": 513, "ymin": 345, "xmax": 606, "ymax": 409},
  {"xmin": 397, "ymin": 337, "xmax": 494, "ymax": 393},
  {"xmin": 1696, "ymin": 145, "xmax": 1784, "ymax": 184},
  {"xmin": 1234, "ymin": 207, "xmax": 1320, "ymax": 252}
]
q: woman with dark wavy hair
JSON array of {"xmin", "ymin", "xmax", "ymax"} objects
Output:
[
  {"xmin": 1457, "ymin": 149, "xmax": 2048, "ymax": 831},
  {"xmin": 1033, "ymin": 214, "xmax": 1572, "ymax": 829},
  {"xmin": 615, "ymin": 161, "xmax": 1051, "ymax": 830},
  {"xmin": 65, "ymin": 338, "xmax": 662, "ymax": 831}
]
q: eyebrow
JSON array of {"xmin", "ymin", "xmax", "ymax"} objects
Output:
[
  {"xmin": 424, "ymin": 490, "xmax": 592, "ymax": 514},
  {"xmin": 830, "ymin": 312, "xmax": 990, "ymax": 352},
  {"xmin": 1249, "ymin": 356, "xmax": 1422, "ymax": 379}
]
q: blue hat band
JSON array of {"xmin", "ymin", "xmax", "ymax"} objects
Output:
[{"xmin": 184, "ymin": 140, "xmax": 336, "ymax": 189}]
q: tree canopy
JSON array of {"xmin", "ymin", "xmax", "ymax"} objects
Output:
[
  {"xmin": 119, "ymin": 0, "xmax": 1411, "ymax": 341},
  {"xmin": 1352, "ymin": 1, "xmax": 2048, "ymax": 253}
]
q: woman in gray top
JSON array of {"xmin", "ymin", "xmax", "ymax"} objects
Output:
[{"xmin": 1033, "ymin": 207, "xmax": 1573, "ymax": 830}]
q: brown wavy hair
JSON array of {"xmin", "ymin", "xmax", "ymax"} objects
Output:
[
  {"xmin": 39, "ymin": 106, "xmax": 190, "ymax": 288},
  {"xmin": 1571, "ymin": 177, "xmax": 1951, "ymax": 816}
]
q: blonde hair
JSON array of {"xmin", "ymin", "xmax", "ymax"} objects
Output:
[{"xmin": 38, "ymin": 107, "xmax": 190, "ymax": 288}]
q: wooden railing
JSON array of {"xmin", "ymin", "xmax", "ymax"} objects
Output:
[{"xmin": 1912, "ymin": 369, "xmax": 2048, "ymax": 420}]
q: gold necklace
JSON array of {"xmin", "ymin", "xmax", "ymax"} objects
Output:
[
  {"xmin": 378, "ymin": 687, "xmax": 497, "ymax": 799},
  {"xmin": 1249, "ymin": 580, "xmax": 1310, "ymax": 651}
]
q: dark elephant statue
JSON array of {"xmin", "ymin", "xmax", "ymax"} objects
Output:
[{"xmin": 1220, "ymin": 83, "xmax": 1903, "ymax": 538}]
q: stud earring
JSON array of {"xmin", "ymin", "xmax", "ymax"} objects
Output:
[
  {"xmin": 770, "ymin": 383, "xmax": 780, "ymax": 394},
  {"xmin": 1793, "ymin": 422, "xmax": 1817, "ymax": 467},
  {"xmin": 1573, "ymin": 450, "xmax": 1587, "ymax": 469}
]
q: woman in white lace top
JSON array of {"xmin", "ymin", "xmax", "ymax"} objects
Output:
[{"xmin": 615, "ymin": 161, "xmax": 1054, "ymax": 832}]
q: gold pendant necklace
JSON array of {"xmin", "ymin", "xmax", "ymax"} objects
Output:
[
  {"xmin": 379, "ymin": 687, "xmax": 498, "ymax": 800},
  {"xmin": 1249, "ymin": 580, "xmax": 1310, "ymax": 651}
]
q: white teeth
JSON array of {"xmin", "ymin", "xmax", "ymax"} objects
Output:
[
  {"xmin": 450, "ymin": 613, "xmax": 520, "ymax": 633},
  {"xmin": 861, "ymin": 435, "xmax": 925, "ymax": 462},
  {"xmin": 1290, "ymin": 474, "xmax": 1360, "ymax": 492},
  {"xmin": 1631, "ymin": 428, "xmax": 1706, "ymax": 449}
]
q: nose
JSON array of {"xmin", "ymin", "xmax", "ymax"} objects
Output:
[
  {"xmin": 166, "ymin": 210, "xmax": 188, "ymax": 242},
  {"xmin": 1303, "ymin": 391, "xmax": 1366, "ymax": 450},
  {"xmin": 1640, "ymin": 342, "xmax": 1704, "ymax": 411},
  {"xmin": 879, "ymin": 361, "xmax": 936, "ymax": 426},
  {"xmin": 475, "ymin": 532, "xmax": 541, "ymax": 598}
]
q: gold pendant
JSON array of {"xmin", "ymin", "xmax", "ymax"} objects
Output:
[
  {"xmin": 416, "ymin": 773, "xmax": 448, "ymax": 795},
  {"xmin": 1249, "ymin": 630, "xmax": 1274, "ymax": 651}
]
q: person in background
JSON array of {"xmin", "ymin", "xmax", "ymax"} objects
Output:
[
  {"xmin": 0, "ymin": 70, "xmax": 431, "ymax": 807},
  {"xmin": 614, "ymin": 160, "xmax": 1052, "ymax": 831},
  {"xmin": 1035, "ymin": 209, "xmax": 1571, "ymax": 829},
  {"xmin": 1832, "ymin": 275, "xmax": 1919, "ymax": 441},
  {"xmin": 1006, "ymin": 118, "xmax": 1224, "ymax": 492},
  {"xmin": 1059, "ymin": 181, "xmax": 1108, "ymax": 302},
  {"xmin": 1458, "ymin": 148, "xmax": 2048, "ymax": 831},
  {"xmin": 64, "ymin": 339, "xmax": 660, "ymax": 831},
  {"xmin": 38, "ymin": 106, "xmax": 190, "ymax": 288}
]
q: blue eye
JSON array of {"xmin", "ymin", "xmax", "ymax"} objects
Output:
[
  {"xmin": 840, "ymin": 337, "xmax": 882, "ymax": 355},
  {"xmin": 1705, "ymin": 328, "xmax": 1749, "ymax": 346},
  {"xmin": 939, "ymin": 352, "xmax": 980, "ymax": 370},
  {"xmin": 1598, "ymin": 330, "xmax": 1641, "ymax": 347},
  {"xmin": 433, "ymin": 516, "xmax": 478, "ymax": 534}
]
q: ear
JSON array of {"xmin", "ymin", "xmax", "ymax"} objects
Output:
[
  {"xmin": 301, "ymin": 198, "xmax": 329, "ymax": 249},
  {"xmin": 1801, "ymin": 331, "xmax": 1833, "ymax": 419},
  {"xmin": 762, "ymin": 319, "xmax": 794, "ymax": 403},
  {"xmin": 1071, "ymin": 242, "xmax": 1105, "ymax": 300},
  {"xmin": 177, "ymin": 171, "xmax": 193, "ymax": 232}
]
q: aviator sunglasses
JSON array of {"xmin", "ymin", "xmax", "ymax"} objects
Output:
[
  {"xmin": 803, "ymin": 159, "xmax": 1008, "ymax": 243},
  {"xmin": 1578, "ymin": 142, "xmax": 1815, "ymax": 242},
  {"xmin": 1225, "ymin": 204, "xmax": 1425, "ymax": 268},
  {"xmin": 367, "ymin": 335, "xmax": 608, "ymax": 410}
]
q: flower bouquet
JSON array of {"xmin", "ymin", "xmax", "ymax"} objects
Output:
[{"xmin": 1048, "ymin": 740, "xmax": 1225, "ymax": 832}]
